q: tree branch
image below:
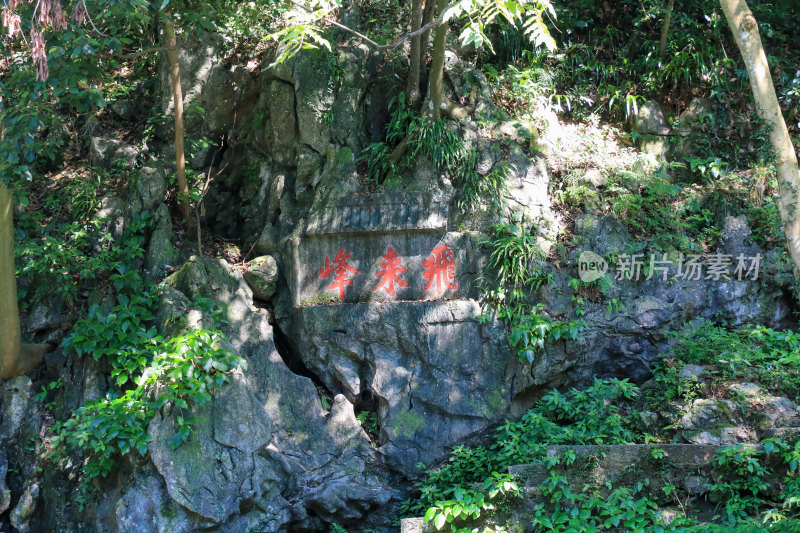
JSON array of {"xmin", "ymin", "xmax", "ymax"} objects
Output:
[
  {"xmin": 288, "ymin": 0, "xmax": 380, "ymax": 47},
  {"xmin": 287, "ymin": 0, "xmax": 457, "ymax": 52}
]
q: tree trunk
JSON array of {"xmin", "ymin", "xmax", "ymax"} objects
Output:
[
  {"xmin": 0, "ymin": 181, "xmax": 22, "ymax": 380},
  {"xmin": 0, "ymin": 182, "xmax": 49, "ymax": 380},
  {"xmin": 405, "ymin": 0, "xmax": 425, "ymax": 107},
  {"xmin": 426, "ymin": 0, "xmax": 450, "ymax": 120},
  {"xmin": 165, "ymin": 18, "xmax": 193, "ymax": 231},
  {"xmin": 720, "ymin": 0, "xmax": 800, "ymax": 275},
  {"xmin": 658, "ymin": 0, "xmax": 675, "ymax": 58},
  {"xmin": 425, "ymin": 0, "xmax": 476, "ymax": 121},
  {"xmin": 419, "ymin": 0, "xmax": 435, "ymax": 77}
]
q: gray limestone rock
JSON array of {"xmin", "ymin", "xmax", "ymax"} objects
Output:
[
  {"xmin": 145, "ymin": 203, "xmax": 179, "ymax": 278},
  {"xmin": 244, "ymin": 255, "xmax": 280, "ymax": 301},
  {"xmin": 110, "ymin": 99, "xmax": 137, "ymax": 121},
  {"xmin": 304, "ymin": 476, "xmax": 393, "ymax": 523},
  {"xmin": 634, "ymin": 100, "xmax": 670, "ymax": 135},
  {"xmin": 265, "ymin": 80, "xmax": 297, "ymax": 167},
  {"xmin": 9, "ymin": 483, "xmax": 39, "ymax": 533},
  {"xmin": 89, "ymin": 137, "xmax": 138, "ymax": 168},
  {"xmin": 0, "ymin": 451, "xmax": 10, "ymax": 515},
  {"xmin": 135, "ymin": 165, "xmax": 168, "ymax": 213},
  {"xmin": 678, "ymin": 399, "xmax": 756, "ymax": 445},
  {"xmin": 145, "ymin": 257, "xmax": 395, "ymax": 530},
  {"xmin": 255, "ymin": 222, "xmax": 280, "ymax": 255},
  {"xmin": 289, "ymin": 299, "xmax": 518, "ymax": 478},
  {"xmin": 148, "ymin": 375, "xmax": 275, "ymax": 524},
  {"xmin": 1, "ymin": 377, "xmax": 35, "ymax": 441}
]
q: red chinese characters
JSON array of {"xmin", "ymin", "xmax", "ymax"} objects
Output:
[
  {"xmin": 373, "ymin": 247, "xmax": 409, "ymax": 296},
  {"xmin": 422, "ymin": 244, "xmax": 458, "ymax": 296},
  {"xmin": 320, "ymin": 248, "xmax": 361, "ymax": 301}
]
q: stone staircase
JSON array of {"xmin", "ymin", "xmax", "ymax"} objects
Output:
[{"xmin": 399, "ymin": 442, "xmax": 774, "ymax": 532}]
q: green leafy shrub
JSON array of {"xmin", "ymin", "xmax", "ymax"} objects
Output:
[
  {"xmin": 15, "ymin": 210, "xmax": 151, "ymax": 307},
  {"xmin": 479, "ymin": 218, "xmax": 582, "ymax": 363},
  {"xmin": 50, "ymin": 267, "xmax": 245, "ymax": 505},
  {"xmin": 651, "ymin": 320, "xmax": 800, "ymax": 399},
  {"xmin": 401, "ymin": 379, "xmax": 642, "ymax": 526}
]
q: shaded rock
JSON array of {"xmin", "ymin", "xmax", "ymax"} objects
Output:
[
  {"xmin": 145, "ymin": 203, "xmax": 180, "ymax": 279},
  {"xmin": 244, "ymin": 255, "xmax": 279, "ymax": 301},
  {"xmin": 255, "ymin": 222, "xmax": 280, "ymax": 255},
  {"xmin": 290, "ymin": 299, "xmax": 518, "ymax": 478},
  {"xmin": 292, "ymin": 49, "xmax": 332, "ymax": 154},
  {"xmin": 265, "ymin": 80, "xmax": 297, "ymax": 166},
  {"xmin": 135, "ymin": 165, "xmax": 168, "ymax": 213},
  {"xmin": 678, "ymin": 364, "xmax": 708, "ymax": 381},
  {"xmin": 305, "ymin": 476, "xmax": 393, "ymax": 523},
  {"xmin": 110, "ymin": 99, "xmax": 137, "ymax": 121},
  {"xmin": 9, "ymin": 482, "xmax": 39, "ymax": 533},
  {"xmin": 159, "ymin": 31, "xmax": 258, "ymax": 168},
  {"xmin": 114, "ymin": 472, "xmax": 204, "ymax": 533},
  {"xmin": 148, "ymin": 375, "xmax": 275, "ymax": 524},
  {"xmin": 573, "ymin": 214, "xmax": 631, "ymax": 256},
  {"xmin": 1, "ymin": 376, "xmax": 34, "ymax": 440},
  {"xmin": 635, "ymin": 100, "xmax": 670, "ymax": 135},
  {"xmin": 329, "ymin": 44, "xmax": 371, "ymax": 150},
  {"xmin": 90, "ymin": 137, "xmax": 138, "ymax": 168},
  {"xmin": 23, "ymin": 298, "xmax": 64, "ymax": 334},
  {"xmin": 0, "ymin": 451, "xmax": 10, "ymax": 514},
  {"xmin": 295, "ymin": 147, "xmax": 322, "ymax": 199},
  {"xmin": 673, "ymin": 98, "xmax": 713, "ymax": 137}
]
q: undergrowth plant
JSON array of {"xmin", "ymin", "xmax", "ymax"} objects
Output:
[
  {"xmin": 400, "ymin": 379, "xmax": 643, "ymax": 530},
  {"xmin": 650, "ymin": 320, "xmax": 800, "ymax": 400},
  {"xmin": 15, "ymin": 198, "xmax": 152, "ymax": 309},
  {"xmin": 47, "ymin": 268, "xmax": 245, "ymax": 507},
  {"xmin": 479, "ymin": 217, "xmax": 582, "ymax": 363}
]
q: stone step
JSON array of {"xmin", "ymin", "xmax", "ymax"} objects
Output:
[
  {"xmin": 510, "ymin": 443, "xmax": 733, "ymax": 490},
  {"xmin": 399, "ymin": 443, "xmax": 759, "ymax": 532},
  {"xmin": 762, "ymin": 427, "xmax": 800, "ymax": 441}
]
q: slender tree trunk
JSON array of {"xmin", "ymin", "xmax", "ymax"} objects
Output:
[
  {"xmin": 164, "ymin": 18, "xmax": 193, "ymax": 231},
  {"xmin": 425, "ymin": 0, "xmax": 476, "ymax": 121},
  {"xmin": 419, "ymin": 0, "xmax": 435, "ymax": 67},
  {"xmin": 405, "ymin": 0, "xmax": 425, "ymax": 107},
  {"xmin": 0, "ymin": 181, "xmax": 22, "ymax": 380},
  {"xmin": 426, "ymin": 0, "xmax": 450, "ymax": 120},
  {"xmin": 720, "ymin": 0, "xmax": 800, "ymax": 274},
  {"xmin": 658, "ymin": 0, "xmax": 675, "ymax": 58},
  {"xmin": 0, "ymin": 182, "xmax": 49, "ymax": 380}
]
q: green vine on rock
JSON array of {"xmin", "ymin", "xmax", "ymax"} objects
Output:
[{"xmin": 479, "ymin": 217, "xmax": 583, "ymax": 364}]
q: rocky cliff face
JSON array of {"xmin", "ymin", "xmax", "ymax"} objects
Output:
[{"xmin": 0, "ymin": 30, "xmax": 795, "ymax": 533}]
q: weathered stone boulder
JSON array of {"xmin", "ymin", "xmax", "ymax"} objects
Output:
[
  {"xmin": 244, "ymin": 255, "xmax": 280, "ymax": 300},
  {"xmin": 89, "ymin": 136, "xmax": 138, "ymax": 168},
  {"xmin": 678, "ymin": 399, "xmax": 756, "ymax": 445},
  {"xmin": 109, "ymin": 256, "xmax": 399, "ymax": 531},
  {"xmin": 1, "ymin": 377, "xmax": 35, "ymax": 441},
  {"xmin": 134, "ymin": 164, "xmax": 168, "ymax": 213},
  {"xmin": 634, "ymin": 100, "xmax": 670, "ymax": 135},
  {"xmin": 9, "ymin": 482, "xmax": 39, "ymax": 533},
  {"xmin": 145, "ymin": 203, "xmax": 180, "ymax": 278},
  {"xmin": 148, "ymin": 375, "xmax": 276, "ymax": 524},
  {"xmin": 0, "ymin": 450, "xmax": 10, "ymax": 515}
]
